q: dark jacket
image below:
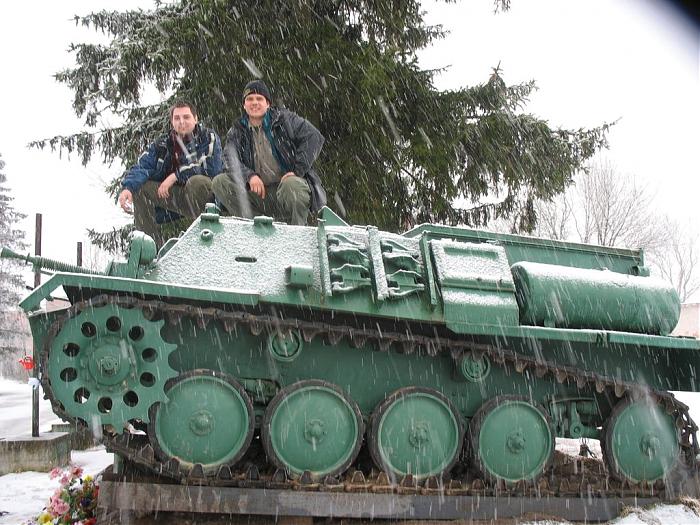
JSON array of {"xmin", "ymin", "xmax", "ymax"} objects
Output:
[
  {"xmin": 122, "ymin": 123, "xmax": 222, "ymax": 194},
  {"xmin": 223, "ymin": 107, "xmax": 327, "ymax": 213}
]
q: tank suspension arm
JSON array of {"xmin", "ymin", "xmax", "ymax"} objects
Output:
[{"xmin": 0, "ymin": 247, "xmax": 103, "ymax": 276}]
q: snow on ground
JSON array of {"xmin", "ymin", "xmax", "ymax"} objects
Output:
[
  {"xmin": 1, "ymin": 378, "xmax": 700, "ymax": 524},
  {"xmin": 0, "ymin": 379, "xmax": 113, "ymax": 525},
  {"xmin": 0, "ymin": 447, "xmax": 112, "ymax": 525},
  {"xmin": 0, "ymin": 378, "xmax": 62, "ymax": 439},
  {"xmin": 612, "ymin": 504, "xmax": 700, "ymax": 524}
]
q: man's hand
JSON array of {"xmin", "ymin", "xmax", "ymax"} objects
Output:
[
  {"xmin": 118, "ymin": 189, "xmax": 133, "ymax": 213},
  {"xmin": 249, "ymin": 175, "xmax": 266, "ymax": 199},
  {"xmin": 280, "ymin": 172, "xmax": 297, "ymax": 183},
  {"xmin": 157, "ymin": 173, "xmax": 178, "ymax": 199}
]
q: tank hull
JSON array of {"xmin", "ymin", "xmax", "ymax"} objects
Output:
[{"xmin": 11, "ymin": 208, "xmax": 700, "ymax": 502}]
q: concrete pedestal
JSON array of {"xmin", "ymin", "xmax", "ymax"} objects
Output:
[
  {"xmin": 0, "ymin": 432, "xmax": 71, "ymax": 475},
  {"xmin": 51, "ymin": 423, "xmax": 95, "ymax": 450}
]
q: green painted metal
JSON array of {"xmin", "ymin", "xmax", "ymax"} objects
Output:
[
  {"xmin": 431, "ymin": 239, "xmax": 519, "ymax": 331},
  {"xmin": 15, "ymin": 250, "xmax": 700, "ymax": 397},
  {"xmin": 152, "ymin": 372, "xmax": 254, "ymax": 473},
  {"xmin": 7, "ymin": 208, "xmax": 698, "ymax": 349},
  {"xmin": 267, "ymin": 330, "xmax": 303, "ymax": 362},
  {"xmin": 263, "ymin": 381, "xmax": 363, "ymax": 478},
  {"xmin": 106, "ymin": 232, "xmax": 158, "ymax": 278},
  {"xmin": 603, "ymin": 399, "xmax": 681, "ymax": 483},
  {"xmin": 369, "ymin": 388, "xmax": 462, "ymax": 480},
  {"xmin": 2, "ymin": 232, "xmax": 157, "ymax": 279},
  {"xmin": 18, "ymin": 273, "xmax": 260, "ymax": 312},
  {"xmin": 512, "ymin": 262, "xmax": 680, "ymax": 334},
  {"xmin": 165, "ymin": 313, "xmax": 590, "ymax": 418},
  {"xmin": 7, "ymin": 204, "xmax": 700, "ymax": 484},
  {"xmin": 318, "ymin": 206, "xmax": 349, "ymax": 227},
  {"xmin": 549, "ymin": 398, "xmax": 600, "ymax": 439},
  {"xmin": 470, "ymin": 397, "xmax": 554, "ymax": 483},
  {"xmin": 286, "ymin": 265, "xmax": 314, "ymax": 288},
  {"xmin": 47, "ymin": 304, "xmax": 177, "ymax": 428},
  {"xmin": 459, "ymin": 354, "xmax": 491, "ymax": 382},
  {"xmin": 403, "ymin": 223, "xmax": 646, "ymax": 275}
]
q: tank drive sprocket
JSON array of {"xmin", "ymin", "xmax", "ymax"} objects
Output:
[{"xmin": 45, "ymin": 302, "xmax": 177, "ymax": 430}]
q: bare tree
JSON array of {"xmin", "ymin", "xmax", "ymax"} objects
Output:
[
  {"xmin": 533, "ymin": 193, "xmax": 574, "ymax": 240},
  {"xmin": 527, "ymin": 158, "xmax": 700, "ymax": 302},
  {"xmin": 570, "ymin": 159, "xmax": 666, "ymax": 250},
  {"xmin": 648, "ymin": 218, "xmax": 700, "ymax": 302}
]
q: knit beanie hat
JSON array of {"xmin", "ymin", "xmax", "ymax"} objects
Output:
[{"xmin": 242, "ymin": 80, "xmax": 272, "ymax": 104}]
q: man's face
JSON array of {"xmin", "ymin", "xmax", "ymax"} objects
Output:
[
  {"xmin": 171, "ymin": 106, "xmax": 198, "ymax": 137},
  {"xmin": 243, "ymin": 94, "xmax": 270, "ymax": 121}
]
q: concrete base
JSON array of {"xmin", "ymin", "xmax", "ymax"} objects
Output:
[
  {"xmin": 51, "ymin": 423, "xmax": 96, "ymax": 450},
  {"xmin": 0, "ymin": 432, "xmax": 71, "ymax": 475}
]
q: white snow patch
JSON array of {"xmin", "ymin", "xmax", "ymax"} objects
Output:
[
  {"xmin": 0, "ymin": 378, "xmax": 62, "ymax": 438},
  {"xmin": 0, "ymin": 447, "xmax": 112, "ymax": 524},
  {"xmin": 611, "ymin": 504, "xmax": 700, "ymax": 524},
  {"xmin": 0, "ymin": 378, "xmax": 112, "ymax": 524}
]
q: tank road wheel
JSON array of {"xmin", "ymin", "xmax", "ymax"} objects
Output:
[
  {"xmin": 369, "ymin": 387, "xmax": 463, "ymax": 481},
  {"xmin": 603, "ymin": 398, "xmax": 681, "ymax": 484},
  {"xmin": 469, "ymin": 396, "xmax": 554, "ymax": 484},
  {"xmin": 47, "ymin": 303, "xmax": 177, "ymax": 429},
  {"xmin": 262, "ymin": 380, "xmax": 363, "ymax": 480},
  {"xmin": 148, "ymin": 370, "xmax": 254, "ymax": 475}
]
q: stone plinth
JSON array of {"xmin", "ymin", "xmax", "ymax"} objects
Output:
[
  {"xmin": 51, "ymin": 423, "xmax": 95, "ymax": 450},
  {"xmin": 0, "ymin": 432, "xmax": 71, "ymax": 475}
]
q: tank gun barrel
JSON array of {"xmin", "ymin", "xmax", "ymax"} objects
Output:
[{"xmin": 0, "ymin": 247, "xmax": 103, "ymax": 275}]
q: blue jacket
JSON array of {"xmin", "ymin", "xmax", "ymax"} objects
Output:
[{"xmin": 122, "ymin": 123, "xmax": 222, "ymax": 194}]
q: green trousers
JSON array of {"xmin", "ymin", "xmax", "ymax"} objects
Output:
[
  {"xmin": 133, "ymin": 175, "xmax": 213, "ymax": 246},
  {"xmin": 212, "ymin": 174, "xmax": 311, "ymax": 225}
]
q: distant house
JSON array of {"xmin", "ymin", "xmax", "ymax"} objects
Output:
[{"xmin": 672, "ymin": 303, "xmax": 700, "ymax": 339}]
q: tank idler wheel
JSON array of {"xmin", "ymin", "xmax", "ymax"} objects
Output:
[
  {"xmin": 148, "ymin": 370, "xmax": 255, "ymax": 475},
  {"xmin": 602, "ymin": 397, "xmax": 681, "ymax": 484},
  {"xmin": 262, "ymin": 380, "xmax": 364, "ymax": 480},
  {"xmin": 369, "ymin": 387, "xmax": 463, "ymax": 481},
  {"xmin": 469, "ymin": 396, "xmax": 554, "ymax": 484}
]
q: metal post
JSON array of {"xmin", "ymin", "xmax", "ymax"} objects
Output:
[
  {"xmin": 32, "ymin": 213, "xmax": 42, "ymax": 437},
  {"xmin": 77, "ymin": 241, "xmax": 83, "ymax": 267}
]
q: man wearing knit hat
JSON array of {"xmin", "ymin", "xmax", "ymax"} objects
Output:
[{"xmin": 212, "ymin": 79, "xmax": 326, "ymax": 225}]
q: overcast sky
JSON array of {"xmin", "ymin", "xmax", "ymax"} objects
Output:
[{"xmin": 1, "ymin": 1, "xmax": 698, "ymax": 278}]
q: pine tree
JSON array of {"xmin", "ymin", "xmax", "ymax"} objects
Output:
[
  {"xmin": 0, "ymin": 155, "xmax": 29, "ymax": 373},
  {"xmin": 33, "ymin": 0, "xmax": 608, "ymax": 251},
  {"xmin": 0, "ymin": 155, "xmax": 27, "ymax": 309}
]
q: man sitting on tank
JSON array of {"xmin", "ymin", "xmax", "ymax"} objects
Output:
[
  {"xmin": 117, "ymin": 100, "xmax": 222, "ymax": 246},
  {"xmin": 212, "ymin": 80, "xmax": 326, "ymax": 225}
]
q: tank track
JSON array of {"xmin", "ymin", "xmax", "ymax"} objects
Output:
[{"xmin": 40, "ymin": 294, "xmax": 699, "ymax": 499}]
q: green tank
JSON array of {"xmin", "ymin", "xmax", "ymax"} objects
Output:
[{"xmin": 4, "ymin": 205, "xmax": 699, "ymax": 491}]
